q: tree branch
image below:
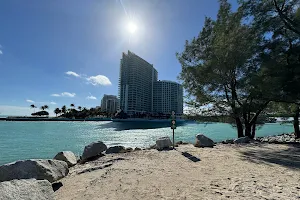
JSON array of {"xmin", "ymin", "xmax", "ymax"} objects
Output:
[
  {"xmin": 273, "ymin": 0, "xmax": 300, "ymax": 36},
  {"xmin": 249, "ymin": 101, "xmax": 270, "ymax": 124}
]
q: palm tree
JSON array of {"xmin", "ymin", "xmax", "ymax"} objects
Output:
[
  {"xmin": 54, "ymin": 108, "xmax": 61, "ymax": 117},
  {"xmin": 30, "ymin": 104, "xmax": 36, "ymax": 113},
  {"xmin": 70, "ymin": 104, "xmax": 75, "ymax": 108},
  {"xmin": 44, "ymin": 105, "xmax": 49, "ymax": 110},
  {"xmin": 61, "ymin": 105, "xmax": 67, "ymax": 114},
  {"xmin": 40, "ymin": 106, "xmax": 45, "ymax": 111},
  {"xmin": 78, "ymin": 106, "xmax": 82, "ymax": 111}
]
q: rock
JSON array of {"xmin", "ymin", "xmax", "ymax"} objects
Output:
[
  {"xmin": 288, "ymin": 138, "xmax": 296, "ymax": 143},
  {"xmin": 221, "ymin": 139, "xmax": 234, "ymax": 144},
  {"xmin": 234, "ymin": 136, "xmax": 251, "ymax": 144},
  {"xmin": 54, "ymin": 151, "xmax": 77, "ymax": 167},
  {"xmin": 176, "ymin": 141, "xmax": 183, "ymax": 145},
  {"xmin": 149, "ymin": 144, "xmax": 157, "ymax": 149},
  {"xmin": 81, "ymin": 141, "xmax": 107, "ymax": 162},
  {"xmin": 156, "ymin": 137, "xmax": 172, "ymax": 150},
  {"xmin": 106, "ymin": 146, "xmax": 126, "ymax": 154},
  {"xmin": 194, "ymin": 134, "xmax": 214, "ymax": 148},
  {"xmin": 0, "ymin": 179, "xmax": 54, "ymax": 200},
  {"xmin": 0, "ymin": 159, "xmax": 68, "ymax": 183},
  {"xmin": 134, "ymin": 147, "xmax": 141, "ymax": 151},
  {"xmin": 125, "ymin": 147, "xmax": 133, "ymax": 152},
  {"xmin": 268, "ymin": 137, "xmax": 276, "ymax": 143}
]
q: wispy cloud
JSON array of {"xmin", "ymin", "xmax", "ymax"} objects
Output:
[
  {"xmin": 65, "ymin": 71, "xmax": 80, "ymax": 77},
  {"xmin": 25, "ymin": 99, "xmax": 57, "ymax": 106},
  {"xmin": 86, "ymin": 95, "xmax": 97, "ymax": 100},
  {"xmin": 0, "ymin": 50, "xmax": 2, "ymax": 55},
  {"xmin": 86, "ymin": 75, "xmax": 112, "ymax": 86},
  {"xmin": 26, "ymin": 99, "xmax": 35, "ymax": 103},
  {"xmin": 51, "ymin": 92, "xmax": 76, "ymax": 98}
]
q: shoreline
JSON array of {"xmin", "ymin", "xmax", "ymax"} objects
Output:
[
  {"xmin": 1, "ymin": 134, "xmax": 300, "ymax": 199},
  {"xmin": 55, "ymin": 143, "xmax": 300, "ymax": 200}
]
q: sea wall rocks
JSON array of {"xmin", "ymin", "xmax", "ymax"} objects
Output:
[
  {"xmin": 234, "ymin": 137, "xmax": 251, "ymax": 144},
  {"xmin": 0, "ymin": 159, "xmax": 69, "ymax": 183},
  {"xmin": 156, "ymin": 137, "xmax": 172, "ymax": 150},
  {"xmin": 106, "ymin": 146, "xmax": 126, "ymax": 154},
  {"xmin": 220, "ymin": 133, "xmax": 300, "ymax": 145},
  {"xmin": 0, "ymin": 179, "xmax": 54, "ymax": 200},
  {"xmin": 255, "ymin": 133, "xmax": 300, "ymax": 144},
  {"xmin": 194, "ymin": 134, "xmax": 215, "ymax": 148},
  {"xmin": 81, "ymin": 141, "xmax": 107, "ymax": 162},
  {"xmin": 54, "ymin": 151, "xmax": 77, "ymax": 167}
]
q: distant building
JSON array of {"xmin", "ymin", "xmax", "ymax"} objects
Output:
[
  {"xmin": 119, "ymin": 51, "xmax": 158, "ymax": 115},
  {"xmin": 101, "ymin": 95, "xmax": 118, "ymax": 114},
  {"xmin": 153, "ymin": 80, "xmax": 183, "ymax": 115}
]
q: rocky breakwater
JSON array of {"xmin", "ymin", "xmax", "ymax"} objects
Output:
[
  {"xmin": 0, "ymin": 159, "xmax": 70, "ymax": 200},
  {"xmin": 220, "ymin": 133, "xmax": 300, "ymax": 145},
  {"xmin": 255, "ymin": 133, "xmax": 300, "ymax": 144}
]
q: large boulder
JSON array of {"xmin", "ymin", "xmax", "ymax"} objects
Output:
[
  {"xmin": 0, "ymin": 159, "xmax": 68, "ymax": 183},
  {"xmin": 0, "ymin": 179, "xmax": 54, "ymax": 200},
  {"xmin": 106, "ymin": 146, "xmax": 126, "ymax": 154},
  {"xmin": 194, "ymin": 134, "xmax": 214, "ymax": 148},
  {"xmin": 156, "ymin": 137, "xmax": 172, "ymax": 150},
  {"xmin": 81, "ymin": 141, "xmax": 107, "ymax": 162},
  {"xmin": 54, "ymin": 151, "xmax": 77, "ymax": 167},
  {"xmin": 234, "ymin": 136, "xmax": 251, "ymax": 144}
]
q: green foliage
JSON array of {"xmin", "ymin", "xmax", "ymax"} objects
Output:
[
  {"xmin": 31, "ymin": 111, "xmax": 49, "ymax": 116},
  {"xmin": 54, "ymin": 108, "xmax": 61, "ymax": 116},
  {"xmin": 177, "ymin": 0, "xmax": 271, "ymax": 138}
]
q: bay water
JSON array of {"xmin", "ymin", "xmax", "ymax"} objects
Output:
[{"xmin": 0, "ymin": 121, "xmax": 293, "ymax": 165}]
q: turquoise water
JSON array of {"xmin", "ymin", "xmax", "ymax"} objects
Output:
[{"xmin": 0, "ymin": 121, "xmax": 293, "ymax": 165}]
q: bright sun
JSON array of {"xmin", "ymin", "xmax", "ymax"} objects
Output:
[{"xmin": 127, "ymin": 22, "xmax": 137, "ymax": 34}]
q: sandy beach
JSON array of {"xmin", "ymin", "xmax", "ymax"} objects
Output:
[{"xmin": 54, "ymin": 143, "xmax": 300, "ymax": 200}]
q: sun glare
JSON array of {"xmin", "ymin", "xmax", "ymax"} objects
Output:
[{"xmin": 128, "ymin": 22, "xmax": 137, "ymax": 34}]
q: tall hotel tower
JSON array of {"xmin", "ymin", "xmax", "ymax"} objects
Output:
[{"xmin": 119, "ymin": 51, "xmax": 158, "ymax": 115}]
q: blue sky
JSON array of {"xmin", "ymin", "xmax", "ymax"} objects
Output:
[{"xmin": 0, "ymin": 0, "xmax": 238, "ymax": 116}]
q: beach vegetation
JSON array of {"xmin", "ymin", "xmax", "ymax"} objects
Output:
[{"xmin": 177, "ymin": 0, "xmax": 300, "ymax": 138}]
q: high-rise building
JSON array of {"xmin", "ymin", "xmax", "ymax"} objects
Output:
[
  {"xmin": 119, "ymin": 51, "xmax": 158, "ymax": 115},
  {"xmin": 153, "ymin": 80, "xmax": 183, "ymax": 115},
  {"xmin": 101, "ymin": 95, "xmax": 118, "ymax": 114}
]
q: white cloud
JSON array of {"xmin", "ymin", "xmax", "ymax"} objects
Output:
[
  {"xmin": 86, "ymin": 95, "xmax": 97, "ymax": 100},
  {"xmin": 61, "ymin": 92, "xmax": 76, "ymax": 97},
  {"xmin": 86, "ymin": 75, "xmax": 112, "ymax": 86},
  {"xmin": 50, "ymin": 102, "xmax": 57, "ymax": 105},
  {"xmin": 51, "ymin": 92, "xmax": 76, "ymax": 97},
  {"xmin": 65, "ymin": 71, "xmax": 80, "ymax": 77},
  {"xmin": 26, "ymin": 99, "xmax": 35, "ymax": 103},
  {"xmin": 0, "ymin": 50, "xmax": 2, "ymax": 55}
]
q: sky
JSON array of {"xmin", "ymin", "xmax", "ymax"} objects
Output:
[{"xmin": 0, "ymin": 0, "xmax": 238, "ymax": 116}]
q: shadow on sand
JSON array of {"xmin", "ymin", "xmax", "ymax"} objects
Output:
[
  {"xmin": 96, "ymin": 121, "xmax": 186, "ymax": 131},
  {"xmin": 239, "ymin": 143, "xmax": 300, "ymax": 169},
  {"xmin": 177, "ymin": 151, "xmax": 201, "ymax": 162}
]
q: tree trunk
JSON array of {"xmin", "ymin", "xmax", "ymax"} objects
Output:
[
  {"xmin": 293, "ymin": 106, "xmax": 300, "ymax": 139},
  {"xmin": 235, "ymin": 117, "xmax": 244, "ymax": 138},
  {"xmin": 251, "ymin": 123, "xmax": 256, "ymax": 139},
  {"xmin": 244, "ymin": 123, "xmax": 252, "ymax": 137}
]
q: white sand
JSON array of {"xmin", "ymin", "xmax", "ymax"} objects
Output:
[{"xmin": 55, "ymin": 143, "xmax": 300, "ymax": 200}]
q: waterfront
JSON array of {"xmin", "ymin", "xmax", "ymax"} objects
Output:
[{"xmin": 0, "ymin": 121, "xmax": 294, "ymax": 165}]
